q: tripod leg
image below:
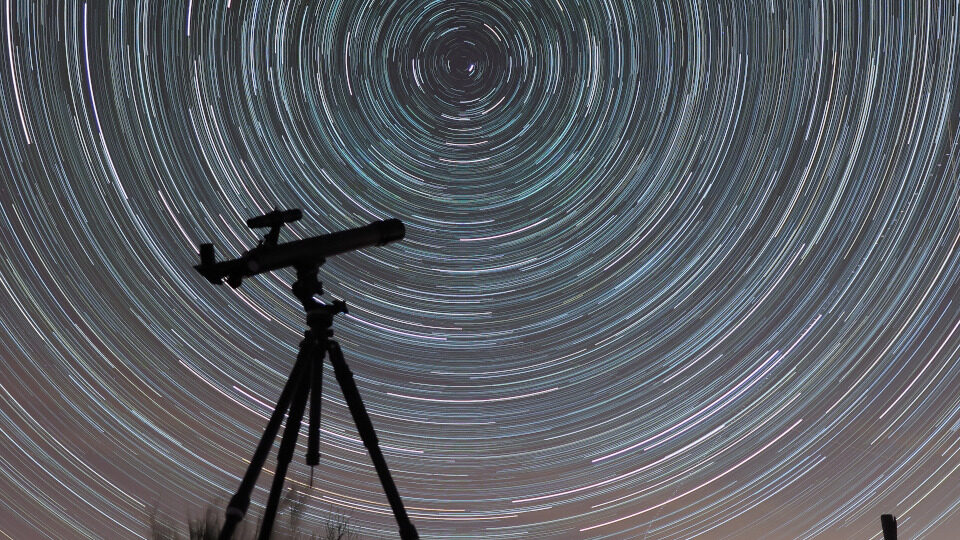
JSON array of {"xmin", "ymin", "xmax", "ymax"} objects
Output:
[
  {"xmin": 257, "ymin": 354, "xmax": 313, "ymax": 540},
  {"xmin": 306, "ymin": 353, "xmax": 323, "ymax": 467},
  {"xmin": 327, "ymin": 341, "xmax": 420, "ymax": 540},
  {"xmin": 219, "ymin": 343, "xmax": 310, "ymax": 540}
]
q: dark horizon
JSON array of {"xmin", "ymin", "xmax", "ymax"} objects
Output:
[{"xmin": 1, "ymin": 1, "xmax": 960, "ymax": 539}]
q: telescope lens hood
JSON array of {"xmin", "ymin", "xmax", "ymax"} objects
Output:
[{"xmin": 376, "ymin": 219, "xmax": 406, "ymax": 245}]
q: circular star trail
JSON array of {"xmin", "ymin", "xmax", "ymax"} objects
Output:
[{"xmin": 1, "ymin": 1, "xmax": 960, "ymax": 538}]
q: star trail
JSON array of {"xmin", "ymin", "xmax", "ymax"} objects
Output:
[{"xmin": 1, "ymin": 1, "xmax": 960, "ymax": 538}]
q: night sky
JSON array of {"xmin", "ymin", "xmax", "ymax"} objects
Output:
[{"xmin": 1, "ymin": 1, "xmax": 960, "ymax": 539}]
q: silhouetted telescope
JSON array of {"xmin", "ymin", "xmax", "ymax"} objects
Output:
[
  {"xmin": 195, "ymin": 209, "xmax": 404, "ymax": 288},
  {"xmin": 194, "ymin": 208, "xmax": 419, "ymax": 540}
]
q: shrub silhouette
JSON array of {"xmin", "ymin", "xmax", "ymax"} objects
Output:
[{"xmin": 148, "ymin": 487, "xmax": 359, "ymax": 540}]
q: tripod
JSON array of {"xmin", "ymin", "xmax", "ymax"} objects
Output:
[{"xmin": 218, "ymin": 265, "xmax": 419, "ymax": 540}]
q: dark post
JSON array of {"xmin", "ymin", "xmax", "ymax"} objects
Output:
[{"xmin": 881, "ymin": 514, "xmax": 897, "ymax": 540}]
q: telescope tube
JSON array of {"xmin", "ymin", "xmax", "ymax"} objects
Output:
[{"xmin": 244, "ymin": 219, "xmax": 404, "ymax": 276}]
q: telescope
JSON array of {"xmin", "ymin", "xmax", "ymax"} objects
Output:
[
  {"xmin": 195, "ymin": 209, "xmax": 404, "ymax": 288},
  {"xmin": 194, "ymin": 209, "xmax": 420, "ymax": 540}
]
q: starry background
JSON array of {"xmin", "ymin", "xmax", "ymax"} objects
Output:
[{"xmin": 1, "ymin": 1, "xmax": 959, "ymax": 538}]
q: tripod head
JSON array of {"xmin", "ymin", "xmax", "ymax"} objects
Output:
[{"xmin": 195, "ymin": 209, "xmax": 404, "ymax": 288}]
